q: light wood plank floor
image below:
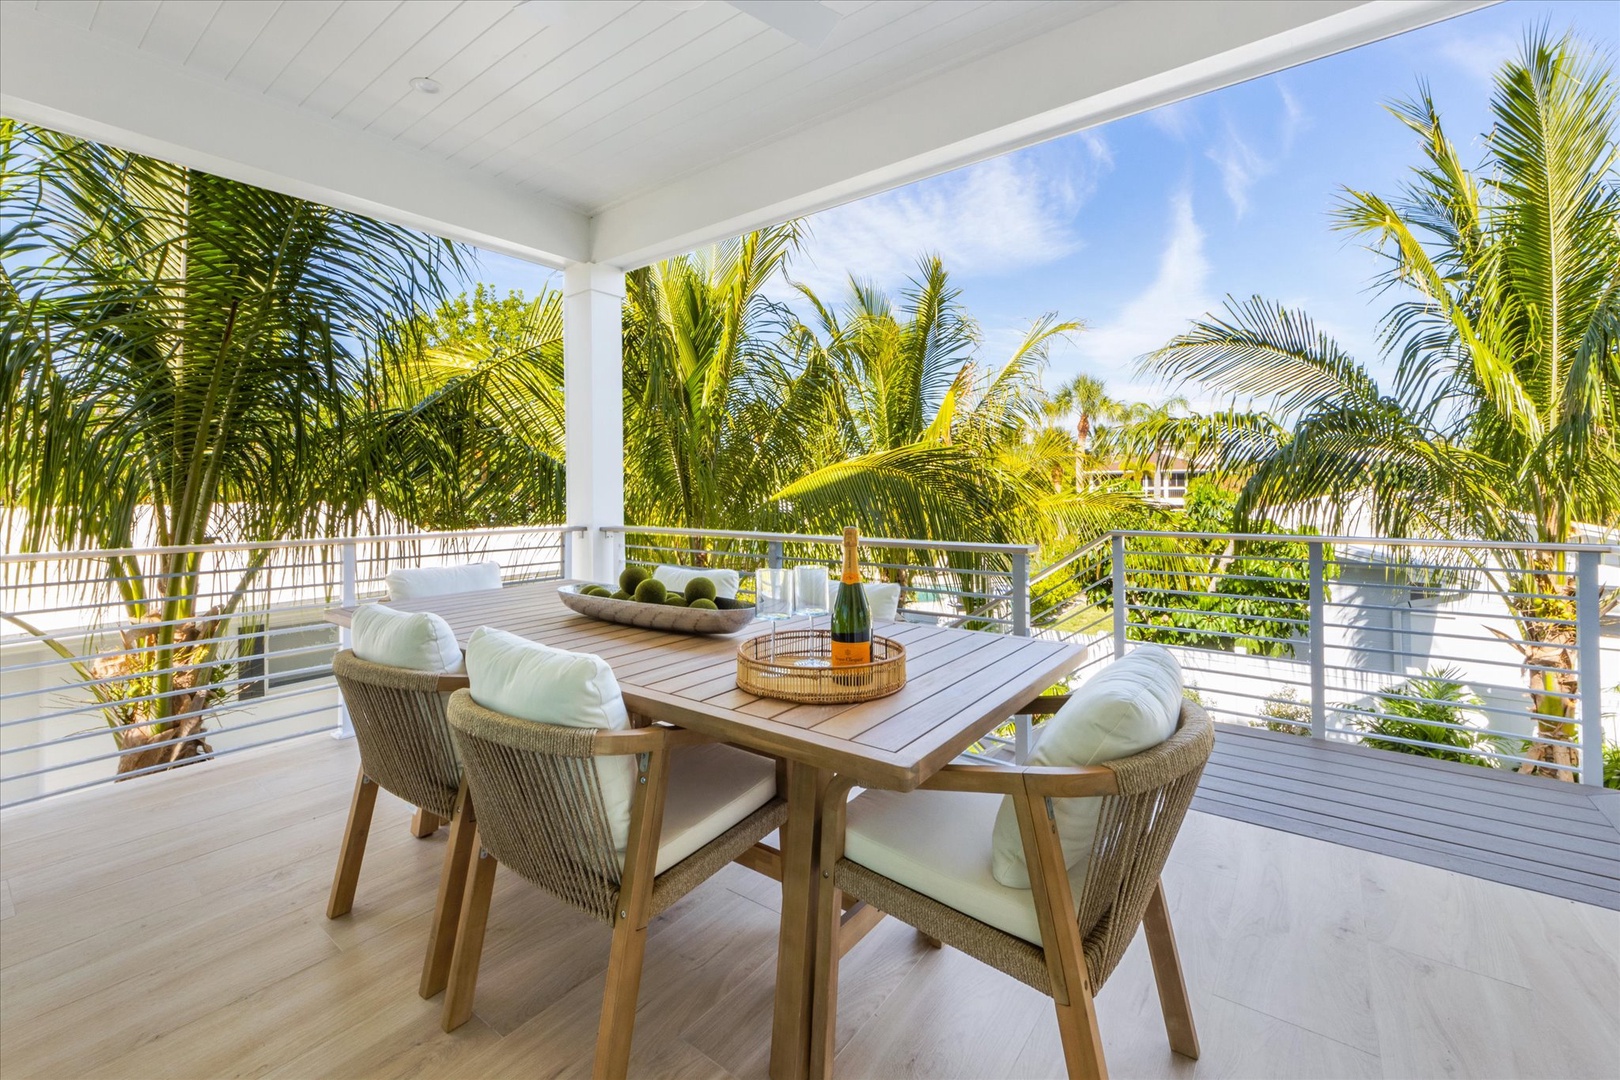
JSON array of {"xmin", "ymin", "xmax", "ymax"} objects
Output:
[{"xmin": 1, "ymin": 735, "xmax": 1615, "ymax": 1079}]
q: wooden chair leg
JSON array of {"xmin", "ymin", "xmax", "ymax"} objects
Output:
[
  {"xmin": 1012, "ymin": 778, "xmax": 1108, "ymax": 1080},
  {"xmin": 411, "ymin": 807, "xmax": 442, "ymax": 837},
  {"xmin": 441, "ymin": 836, "xmax": 497, "ymax": 1033},
  {"xmin": 808, "ymin": 878, "xmax": 843, "ymax": 1079},
  {"xmin": 918, "ymin": 931, "xmax": 943, "ymax": 950},
  {"xmin": 420, "ymin": 785, "xmax": 477, "ymax": 999},
  {"xmin": 1143, "ymin": 880, "xmax": 1199, "ymax": 1059},
  {"xmin": 593, "ymin": 908, "xmax": 651, "ymax": 1080},
  {"xmin": 1052, "ymin": 986, "xmax": 1109, "ymax": 1080},
  {"xmin": 326, "ymin": 769, "xmax": 378, "ymax": 919},
  {"xmin": 809, "ymin": 776, "xmax": 857, "ymax": 1080}
]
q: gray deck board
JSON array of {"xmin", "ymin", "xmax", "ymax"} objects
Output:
[{"xmin": 1195, "ymin": 723, "xmax": 1620, "ymax": 910}]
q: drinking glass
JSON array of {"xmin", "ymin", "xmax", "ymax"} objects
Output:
[
  {"xmin": 792, "ymin": 565, "xmax": 831, "ymax": 668},
  {"xmin": 754, "ymin": 568, "xmax": 795, "ymax": 664}
]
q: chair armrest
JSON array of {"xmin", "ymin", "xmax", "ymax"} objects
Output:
[
  {"xmin": 918, "ymin": 763, "xmax": 1026, "ymax": 795},
  {"xmin": 591, "ymin": 724, "xmax": 714, "ymax": 756},
  {"xmin": 660, "ymin": 725, "xmax": 714, "ymax": 749},
  {"xmin": 918, "ymin": 761, "xmax": 1119, "ymax": 798},
  {"xmin": 591, "ymin": 728, "xmax": 670, "ymax": 755},
  {"xmin": 1022, "ymin": 765, "xmax": 1119, "ymax": 798}
]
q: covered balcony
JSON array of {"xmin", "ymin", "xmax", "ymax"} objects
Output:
[{"xmin": 2, "ymin": 2, "xmax": 1616, "ymax": 1078}]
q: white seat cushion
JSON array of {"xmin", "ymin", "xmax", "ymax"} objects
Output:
[
  {"xmin": 652, "ymin": 565, "xmax": 741, "ymax": 600},
  {"xmin": 464, "ymin": 627, "xmax": 637, "ymax": 855},
  {"xmin": 991, "ymin": 645, "xmax": 1182, "ymax": 888},
  {"xmin": 845, "ymin": 787, "xmax": 1082, "ymax": 946},
  {"xmin": 350, "ymin": 603, "xmax": 463, "ymax": 673},
  {"xmin": 656, "ymin": 743, "xmax": 777, "ymax": 875},
  {"xmin": 386, "ymin": 561, "xmax": 503, "ymax": 601},
  {"xmin": 826, "ymin": 576, "xmax": 901, "ymax": 621}
]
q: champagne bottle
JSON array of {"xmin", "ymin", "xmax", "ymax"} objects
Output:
[{"xmin": 830, "ymin": 527, "xmax": 872, "ymax": 667}]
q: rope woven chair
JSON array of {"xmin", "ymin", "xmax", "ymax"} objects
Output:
[
  {"xmin": 328, "ymin": 650, "xmax": 475, "ymax": 999},
  {"xmin": 812, "ymin": 698, "xmax": 1214, "ymax": 1080},
  {"xmin": 441, "ymin": 690, "xmax": 789, "ymax": 1079}
]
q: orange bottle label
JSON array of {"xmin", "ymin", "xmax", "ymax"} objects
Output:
[{"xmin": 830, "ymin": 639, "xmax": 871, "ymax": 666}]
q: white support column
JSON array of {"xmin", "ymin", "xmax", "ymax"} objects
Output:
[{"xmin": 563, "ymin": 262, "xmax": 627, "ymax": 584}]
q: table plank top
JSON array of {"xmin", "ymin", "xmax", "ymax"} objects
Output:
[{"xmin": 327, "ymin": 580, "xmax": 1084, "ymax": 790}]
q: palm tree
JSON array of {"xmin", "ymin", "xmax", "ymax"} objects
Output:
[
  {"xmin": 0, "ymin": 119, "xmax": 458, "ymax": 774},
  {"xmin": 775, "ymin": 258, "xmax": 1131, "ymax": 546},
  {"xmin": 1045, "ymin": 373, "xmax": 1114, "ymax": 478},
  {"xmin": 1142, "ymin": 31, "xmax": 1620, "ymax": 776},
  {"xmin": 365, "ymin": 285, "xmax": 567, "ymax": 530},
  {"xmin": 621, "ymin": 225, "xmax": 836, "ymax": 547}
]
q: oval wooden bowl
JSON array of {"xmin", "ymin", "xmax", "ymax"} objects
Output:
[
  {"xmin": 558, "ymin": 583, "xmax": 757, "ymax": 635},
  {"xmin": 736, "ymin": 630, "xmax": 906, "ymax": 703}
]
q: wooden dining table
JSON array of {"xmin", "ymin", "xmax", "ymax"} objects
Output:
[{"xmin": 328, "ymin": 579, "xmax": 1085, "ymax": 1080}]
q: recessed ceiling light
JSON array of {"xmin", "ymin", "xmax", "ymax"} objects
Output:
[{"xmin": 409, "ymin": 76, "xmax": 441, "ymax": 94}]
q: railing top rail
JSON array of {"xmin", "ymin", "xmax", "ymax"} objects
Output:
[
  {"xmin": 0, "ymin": 525, "xmax": 586, "ymax": 565},
  {"xmin": 1029, "ymin": 534, "xmax": 1112, "ymax": 588},
  {"xmin": 608, "ymin": 524, "xmax": 1039, "ymax": 556},
  {"xmin": 1107, "ymin": 529, "xmax": 1619, "ymax": 554}
]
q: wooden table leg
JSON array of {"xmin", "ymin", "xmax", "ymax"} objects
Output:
[{"xmin": 770, "ymin": 762, "xmax": 832, "ymax": 1080}]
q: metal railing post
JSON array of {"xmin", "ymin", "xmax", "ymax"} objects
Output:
[
  {"xmin": 561, "ymin": 529, "xmax": 575, "ymax": 580},
  {"xmin": 767, "ymin": 540, "xmax": 784, "ymax": 571},
  {"xmin": 334, "ymin": 539, "xmax": 357, "ymax": 739},
  {"xmin": 1111, "ymin": 533, "xmax": 1127, "ymax": 659},
  {"xmin": 1576, "ymin": 548, "xmax": 1602, "ymax": 785},
  {"xmin": 1309, "ymin": 540, "xmax": 1326, "ymax": 740},
  {"xmin": 1011, "ymin": 551, "xmax": 1030, "ymax": 638},
  {"xmin": 1011, "ymin": 550, "xmax": 1032, "ymax": 763}
]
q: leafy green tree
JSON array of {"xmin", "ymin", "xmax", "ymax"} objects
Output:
[
  {"xmin": 1082, "ymin": 479, "xmax": 1330, "ymax": 658},
  {"xmin": 1143, "ymin": 31, "xmax": 1620, "ymax": 776},
  {"xmin": 0, "ymin": 119, "xmax": 457, "ymax": 772}
]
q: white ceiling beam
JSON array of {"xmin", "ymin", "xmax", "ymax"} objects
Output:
[
  {"xmin": 590, "ymin": 0, "xmax": 1490, "ymax": 268},
  {"xmin": 0, "ymin": 2, "xmax": 589, "ymax": 268}
]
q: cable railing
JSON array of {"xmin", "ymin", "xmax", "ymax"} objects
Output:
[
  {"xmin": 1028, "ymin": 531, "xmax": 1617, "ymax": 785},
  {"xmin": 0, "ymin": 526, "xmax": 581, "ymax": 808},
  {"xmin": 4, "ymin": 522, "xmax": 1612, "ymax": 806}
]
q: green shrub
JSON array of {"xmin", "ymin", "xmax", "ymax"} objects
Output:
[
  {"xmin": 1259, "ymin": 688, "xmax": 1311, "ymax": 737},
  {"xmin": 1603, "ymin": 741, "xmax": 1620, "ymax": 790},
  {"xmin": 1354, "ymin": 668, "xmax": 1505, "ymax": 768}
]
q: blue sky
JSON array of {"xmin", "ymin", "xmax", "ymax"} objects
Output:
[{"xmin": 474, "ymin": 0, "xmax": 1619, "ymax": 406}]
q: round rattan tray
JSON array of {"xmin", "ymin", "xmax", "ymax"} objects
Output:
[{"xmin": 736, "ymin": 630, "xmax": 906, "ymax": 704}]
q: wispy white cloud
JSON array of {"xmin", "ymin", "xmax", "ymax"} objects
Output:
[
  {"xmin": 785, "ymin": 139, "xmax": 1109, "ymax": 298},
  {"xmin": 1439, "ymin": 29, "xmax": 1518, "ymax": 84},
  {"xmin": 1067, "ymin": 190, "xmax": 1215, "ymax": 402},
  {"xmin": 1206, "ymin": 131, "xmax": 1266, "ymax": 219},
  {"xmin": 1204, "ymin": 83, "xmax": 1308, "ymax": 219},
  {"xmin": 1148, "ymin": 99, "xmax": 1199, "ymax": 140}
]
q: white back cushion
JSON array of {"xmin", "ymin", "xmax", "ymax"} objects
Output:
[
  {"xmin": 826, "ymin": 577, "xmax": 902, "ymax": 621},
  {"xmin": 464, "ymin": 627, "xmax": 636, "ymax": 854},
  {"xmin": 386, "ymin": 561, "xmax": 502, "ymax": 601},
  {"xmin": 652, "ymin": 564, "xmax": 740, "ymax": 600},
  {"xmin": 990, "ymin": 645, "xmax": 1182, "ymax": 888},
  {"xmin": 351, "ymin": 604, "xmax": 463, "ymax": 673}
]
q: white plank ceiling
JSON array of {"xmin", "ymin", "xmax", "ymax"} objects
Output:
[
  {"xmin": 4, "ymin": 0, "xmax": 1485, "ymax": 266},
  {"xmin": 20, "ymin": 0, "xmax": 1101, "ymax": 213}
]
